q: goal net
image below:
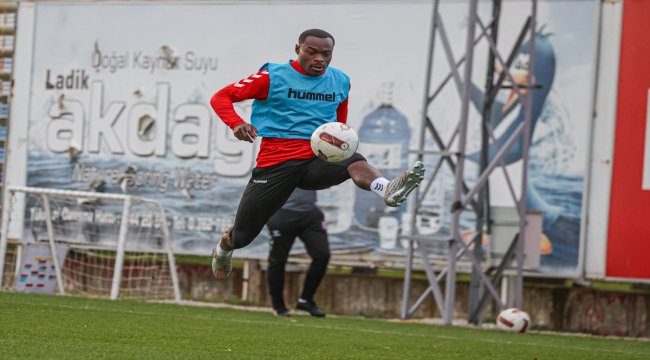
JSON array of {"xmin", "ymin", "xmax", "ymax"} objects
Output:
[{"xmin": 0, "ymin": 186, "xmax": 181, "ymax": 302}]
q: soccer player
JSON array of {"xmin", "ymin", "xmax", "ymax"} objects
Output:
[
  {"xmin": 209, "ymin": 28, "xmax": 425, "ymax": 280},
  {"xmin": 266, "ymin": 188, "xmax": 329, "ymax": 318}
]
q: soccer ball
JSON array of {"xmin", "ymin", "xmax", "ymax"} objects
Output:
[
  {"xmin": 496, "ymin": 308, "xmax": 531, "ymax": 333},
  {"xmin": 310, "ymin": 122, "xmax": 359, "ymax": 162}
]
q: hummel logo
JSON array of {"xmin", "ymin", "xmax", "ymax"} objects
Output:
[
  {"xmin": 287, "ymin": 88, "xmax": 336, "ymax": 102},
  {"xmin": 373, "ymin": 183, "xmax": 384, "ymax": 191},
  {"xmin": 253, "ymin": 179, "xmax": 268, "ymax": 184}
]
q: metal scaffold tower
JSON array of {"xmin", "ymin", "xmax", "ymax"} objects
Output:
[{"xmin": 400, "ymin": 0, "xmax": 538, "ymax": 325}]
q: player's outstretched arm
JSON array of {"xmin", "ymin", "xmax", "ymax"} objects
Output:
[{"xmin": 210, "ymin": 69, "xmax": 271, "ymax": 131}]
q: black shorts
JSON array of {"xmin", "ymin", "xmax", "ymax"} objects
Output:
[{"xmin": 229, "ymin": 153, "xmax": 365, "ymax": 249}]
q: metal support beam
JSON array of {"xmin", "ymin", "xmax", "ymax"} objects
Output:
[
  {"xmin": 400, "ymin": 0, "xmax": 537, "ymax": 324},
  {"xmin": 517, "ymin": 0, "xmax": 537, "ymax": 309},
  {"xmin": 406, "ymin": 244, "xmax": 467, "ymax": 318},
  {"xmin": 444, "ymin": 0, "xmax": 479, "ymax": 325},
  {"xmin": 468, "ymin": 0, "xmax": 501, "ymax": 324},
  {"xmin": 401, "ymin": 238, "xmax": 415, "ymax": 319},
  {"xmin": 469, "ymin": 234, "xmax": 519, "ymax": 321},
  {"xmin": 417, "ymin": 242, "xmax": 447, "ymax": 316}
]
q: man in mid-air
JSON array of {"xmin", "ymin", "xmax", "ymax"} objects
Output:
[{"xmin": 209, "ymin": 29, "xmax": 425, "ymax": 280}]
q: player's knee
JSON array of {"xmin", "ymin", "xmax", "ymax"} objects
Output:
[
  {"xmin": 268, "ymin": 256, "xmax": 288, "ymax": 268},
  {"xmin": 312, "ymin": 252, "xmax": 330, "ymax": 263},
  {"xmin": 347, "ymin": 152, "xmax": 366, "ymax": 164},
  {"xmin": 230, "ymin": 229, "xmax": 256, "ymax": 249}
]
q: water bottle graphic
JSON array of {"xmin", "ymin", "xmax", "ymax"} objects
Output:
[
  {"xmin": 354, "ymin": 103, "xmax": 411, "ymax": 231},
  {"xmin": 317, "ymin": 180, "xmax": 354, "ymax": 234}
]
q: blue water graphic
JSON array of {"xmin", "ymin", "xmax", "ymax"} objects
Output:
[{"xmin": 24, "ymin": 152, "xmax": 584, "ymax": 270}]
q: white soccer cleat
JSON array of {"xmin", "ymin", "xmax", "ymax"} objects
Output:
[
  {"xmin": 383, "ymin": 161, "xmax": 426, "ymax": 207},
  {"xmin": 211, "ymin": 227, "xmax": 234, "ymax": 280},
  {"xmin": 211, "ymin": 248, "xmax": 233, "ymax": 280}
]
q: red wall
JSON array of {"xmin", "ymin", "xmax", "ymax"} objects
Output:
[{"xmin": 606, "ymin": 0, "xmax": 650, "ymax": 279}]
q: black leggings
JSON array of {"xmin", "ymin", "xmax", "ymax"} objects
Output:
[
  {"xmin": 229, "ymin": 153, "xmax": 365, "ymax": 249},
  {"xmin": 266, "ymin": 208, "xmax": 330, "ymax": 308}
]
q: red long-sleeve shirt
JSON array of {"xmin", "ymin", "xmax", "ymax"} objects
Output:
[{"xmin": 210, "ymin": 61, "xmax": 349, "ymax": 168}]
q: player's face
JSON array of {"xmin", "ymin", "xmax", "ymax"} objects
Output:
[{"xmin": 295, "ymin": 36, "xmax": 334, "ymax": 76}]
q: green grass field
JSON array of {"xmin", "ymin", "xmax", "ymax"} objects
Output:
[{"xmin": 0, "ymin": 292, "xmax": 648, "ymax": 359}]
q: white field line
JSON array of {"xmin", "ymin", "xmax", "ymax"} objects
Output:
[{"xmin": 1, "ymin": 298, "xmax": 649, "ymax": 356}]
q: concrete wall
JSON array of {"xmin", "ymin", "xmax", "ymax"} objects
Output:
[
  {"xmin": 564, "ymin": 289, "xmax": 650, "ymax": 338},
  {"xmin": 175, "ymin": 260, "xmax": 650, "ymax": 337}
]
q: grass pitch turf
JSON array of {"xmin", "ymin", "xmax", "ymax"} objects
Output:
[{"xmin": 0, "ymin": 292, "xmax": 648, "ymax": 359}]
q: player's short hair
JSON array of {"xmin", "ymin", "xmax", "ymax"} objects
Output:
[{"xmin": 299, "ymin": 29, "xmax": 335, "ymax": 46}]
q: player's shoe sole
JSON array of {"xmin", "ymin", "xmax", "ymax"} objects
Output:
[
  {"xmin": 211, "ymin": 227, "xmax": 234, "ymax": 280},
  {"xmin": 383, "ymin": 161, "xmax": 426, "ymax": 207},
  {"xmin": 211, "ymin": 250, "xmax": 232, "ymax": 280}
]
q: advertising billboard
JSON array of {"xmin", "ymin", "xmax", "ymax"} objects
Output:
[
  {"xmin": 17, "ymin": 1, "xmax": 596, "ymax": 275},
  {"xmin": 606, "ymin": 0, "xmax": 650, "ymax": 280}
]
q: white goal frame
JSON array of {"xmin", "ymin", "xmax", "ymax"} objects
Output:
[{"xmin": 0, "ymin": 186, "xmax": 181, "ymax": 302}]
